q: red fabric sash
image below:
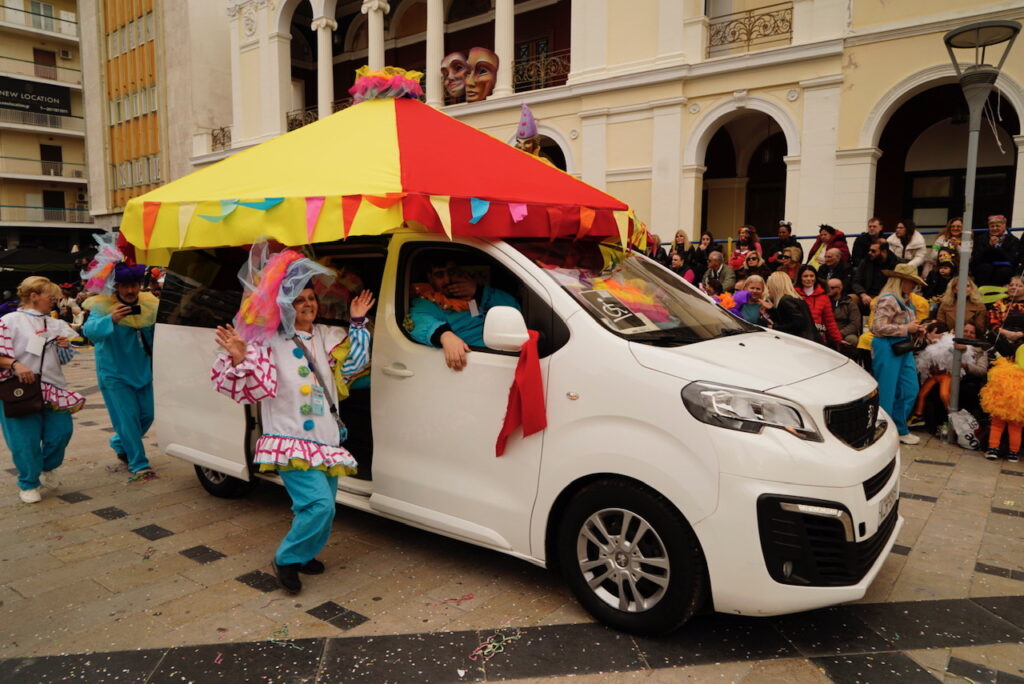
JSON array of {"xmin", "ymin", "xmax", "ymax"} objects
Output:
[{"xmin": 495, "ymin": 330, "xmax": 547, "ymax": 457}]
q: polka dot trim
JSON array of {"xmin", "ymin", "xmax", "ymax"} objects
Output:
[
  {"xmin": 300, "ymin": 384, "xmax": 312, "ymax": 395},
  {"xmin": 292, "ymin": 347, "xmax": 304, "ymax": 359},
  {"xmin": 298, "ymin": 366, "xmax": 310, "ymax": 377},
  {"xmin": 300, "ymin": 404, "xmax": 313, "ymax": 415},
  {"xmin": 303, "ymin": 419, "xmax": 315, "ymax": 431}
]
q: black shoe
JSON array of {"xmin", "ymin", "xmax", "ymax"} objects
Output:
[
  {"xmin": 1009, "ymin": 451, "xmax": 1020, "ymax": 463},
  {"xmin": 272, "ymin": 561, "xmax": 302, "ymax": 593},
  {"xmin": 985, "ymin": 448, "xmax": 1000, "ymax": 461},
  {"xmin": 116, "ymin": 453, "xmax": 128, "ymax": 464},
  {"xmin": 299, "ymin": 558, "xmax": 325, "ymax": 575}
]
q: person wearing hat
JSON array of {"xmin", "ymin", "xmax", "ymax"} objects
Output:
[
  {"xmin": 514, "ymin": 104, "xmax": 552, "ymax": 165},
  {"xmin": 81, "ymin": 234, "xmax": 160, "ymax": 481},
  {"xmin": 971, "ymin": 214, "xmax": 1021, "ymax": 287},
  {"xmin": 871, "ymin": 263, "xmax": 926, "ymax": 445},
  {"xmin": 212, "ymin": 245, "xmax": 374, "ymax": 593}
]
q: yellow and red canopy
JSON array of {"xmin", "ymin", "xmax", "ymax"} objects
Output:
[{"xmin": 121, "ymin": 97, "xmax": 637, "ymax": 265}]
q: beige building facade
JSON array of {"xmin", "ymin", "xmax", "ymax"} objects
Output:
[
  {"xmin": 0, "ymin": 0, "xmax": 93, "ymax": 250},
  {"xmin": 88, "ymin": 1, "xmax": 1024, "ymax": 244}
]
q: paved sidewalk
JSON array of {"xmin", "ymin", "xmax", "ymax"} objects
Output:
[{"xmin": 0, "ymin": 349, "xmax": 1021, "ymax": 682}]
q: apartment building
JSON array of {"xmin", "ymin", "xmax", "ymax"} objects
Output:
[
  {"xmin": 78, "ymin": 0, "xmax": 230, "ymax": 231},
  {"xmin": 0, "ymin": 0, "xmax": 92, "ymax": 250}
]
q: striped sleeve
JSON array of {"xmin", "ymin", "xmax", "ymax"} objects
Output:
[
  {"xmin": 340, "ymin": 321, "xmax": 370, "ymax": 377},
  {"xmin": 210, "ymin": 344, "xmax": 278, "ymax": 404},
  {"xmin": 0, "ymin": 318, "xmax": 13, "ymax": 359}
]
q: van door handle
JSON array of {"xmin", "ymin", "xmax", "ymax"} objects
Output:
[{"xmin": 382, "ymin": 363, "xmax": 414, "ymax": 378}]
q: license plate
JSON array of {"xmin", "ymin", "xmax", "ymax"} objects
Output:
[{"xmin": 878, "ymin": 477, "xmax": 899, "ymax": 526}]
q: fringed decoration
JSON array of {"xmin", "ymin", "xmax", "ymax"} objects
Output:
[{"xmin": 348, "ymin": 66, "xmax": 424, "ymax": 104}]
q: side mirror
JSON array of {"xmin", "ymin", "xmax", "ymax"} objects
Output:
[{"xmin": 483, "ymin": 306, "xmax": 529, "ymax": 352}]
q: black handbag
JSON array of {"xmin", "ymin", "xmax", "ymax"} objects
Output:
[
  {"xmin": 891, "ymin": 338, "xmax": 915, "ymax": 356},
  {"xmin": 0, "ymin": 342, "xmax": 46, "ymax": 418}
]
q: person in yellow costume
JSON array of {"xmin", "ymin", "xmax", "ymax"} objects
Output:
[{"xmin": 980, "ymin": 346, "xmax": 1024, "ymax": 463}]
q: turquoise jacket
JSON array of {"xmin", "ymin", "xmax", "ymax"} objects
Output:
[
  {"xmin": 83, "ymin": 311, "xmax": 154, "ymax": 388},
  {"xmin": 409, "ymin": 286, "xmax": 519, "ymax": 348}
]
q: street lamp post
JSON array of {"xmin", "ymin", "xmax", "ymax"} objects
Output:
[{"xmin": 944, "ymin": 20, "xmax": 1020, "ymax": 428}]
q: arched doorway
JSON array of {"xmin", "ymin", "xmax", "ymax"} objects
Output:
[
  {"xmin": 874, "ymin": 84, "xmax": 1019, "ymax": 232},
  {"xmin": 700, "ymin": 112, "xmax": 787, "ymax": 241}
]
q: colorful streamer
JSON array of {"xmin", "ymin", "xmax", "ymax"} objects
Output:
[
  {"xmin": 142, "ymin": 201, "xmax": 161, "ymax": 249},
  {"xmin": 508, "ymin": 203, "xmax": 528, "ymax": 223},
  {"xmin": 237, "ymin": 198, "xmax": 284, "ymax": 211},
  {"xmin": 342, "ymin": 195, "xmax": 362, "ymax": 238},
  {"xmin": 429, "ymin": 195, "xmax": 452, "ymax": 239},
  {"xmin": 177, "ymin": 203, "xmax": 195, "ymax": 247},
  {"xmin": 198, "ymin": 199, "xmax": 239, "ymax": 223}
]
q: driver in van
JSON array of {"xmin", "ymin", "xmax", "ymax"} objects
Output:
[
  {"xmin": 408, "ymin": 257, "xmax": 519, "ymax": 371},
  {"xmin": 211, "ymin": 246, "xmax": 374, "ymax": 594}
]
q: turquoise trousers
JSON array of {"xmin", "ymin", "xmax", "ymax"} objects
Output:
[
  {"xmin": 0, "ymin": 409, "xmax": 73, "ymax": 490},
  {"xmin": 276, "ymin": 469, "xmax": 339, "ymax": 566},
  {"xmin": 872, "ymin": 336, "xmax": 919, "ymax": 436},
  {"xmin": 99, "ymin": 378, "xmax": 153, "ymax": 473}
]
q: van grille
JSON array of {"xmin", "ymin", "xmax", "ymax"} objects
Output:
[
  {"xmin": 862, "ymin": 458, "xmax": 896, "ymax": 501},
  {"xmin": 757, "ymin": 495, "xmax": 899, "ymax": 586},
  {"xmin": 825, "ymin": 391, "xmax": 881, "ymax": 449}
]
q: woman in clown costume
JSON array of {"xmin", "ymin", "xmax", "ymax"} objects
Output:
[{"xmin": 212, "ymin": 244, "xmax": 374, "ymax": 593}]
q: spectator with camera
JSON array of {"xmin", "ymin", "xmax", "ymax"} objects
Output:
[{"xmin": 82, "ymin": 246, "xmax": 159, "ymax": 482}]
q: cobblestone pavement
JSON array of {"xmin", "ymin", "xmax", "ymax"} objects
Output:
[{"xmin": 0, "ymin": 349, "xmax": 1021, "ymax": 682}]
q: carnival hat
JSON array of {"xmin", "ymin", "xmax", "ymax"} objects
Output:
[
  {"xmin": 882, "ymin": 263, "xmax": 927, "ymax": 287},
  {"xmin": 516, "ymin": 103, "xmax": 538, "ymax": 140}
]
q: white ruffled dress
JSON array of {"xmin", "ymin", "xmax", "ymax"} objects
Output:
[{"xmin": 211, "ymin": 321, "xmax": 369, "ymax": 476}]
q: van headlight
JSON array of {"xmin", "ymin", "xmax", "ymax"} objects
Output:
[{"xmin": 681, "ymin": 381, "xmax": 823, "ymax": 442}]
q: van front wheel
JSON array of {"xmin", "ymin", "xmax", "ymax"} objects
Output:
[
  {"xmin": 556, "ymin": 479, "xmax": 707, "ymax": 635},
  {"xmin": 194, "ymin": 465, "xmax": 255, "ymax": 498}
]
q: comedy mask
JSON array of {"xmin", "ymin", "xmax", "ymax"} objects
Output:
[{"xmin": 440, "ymin": 51, "xmax": 468, "ymax": 101}]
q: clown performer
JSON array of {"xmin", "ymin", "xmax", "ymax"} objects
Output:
[
  {"xmin": 0, "ymin": 277, "xmax": 85, "ymax": 503},
  {"xmin": 980, "ymin": 346, "xmax": 1024, "ymax": 463},
  {"xmin": 440, "ymin": 51, "xmax": 468, "ymax": 103},
  {"xmin": 82, "ymin": 234, "xmax": 160, "ymax": 482},
  {"xmin": 211, "ymin": 244, "xmax": 374, "ymax": 593},
  {"xmin": 514, "ymin": 104, "xmax": 552, "ymax": 165}
]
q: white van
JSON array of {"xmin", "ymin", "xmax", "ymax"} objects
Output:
[{"xmin": 154, "ymin": 231, "xmax": 901, "ymax": 635}]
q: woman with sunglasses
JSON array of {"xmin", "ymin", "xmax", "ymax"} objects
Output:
[{"xmin": 735, "ymin": 251, "xmax": 773, "ymax": 287}]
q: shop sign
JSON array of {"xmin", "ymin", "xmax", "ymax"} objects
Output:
[{"xmin": 0, "ymin": 76, "xmax": 71, "ymax": 116}]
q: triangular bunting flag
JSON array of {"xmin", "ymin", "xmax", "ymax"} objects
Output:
[
  {"xmin": 365, "ymin": 193, "xmax": 405, "ymax": 210},
  {"xmin": 577, "ymin": 207, "xmax": 596, "ymax": 240},
  {"xmin": 306, "ymin": 196, "xmax": 325, "ymax": 242},
  {"xmin": 198, "ymin": 199, "xmax": 239, "ymax": 223},
  {"xmin": 429, "ymin": 195, "xmax": 453, "ymax": 239},
  {"xmin": 469, "ymin": 198, "xmax": 490, "ymax": 225},
  {"xmin": 177, "ymin": 203, "xmax": 195, "ymax": 247},
  {"xmin": 236, "ymin": 198, "xmax": 284, "ymax": 211},
  {"xmin": 142, "ymin": 201, "xmax": 161, "ymax": 249},
  {"xmin": 613, "ymin": 211, "xmax": 630, "ymax": 250},
  {"xmin": 342, "ymin": 195, "xmax": 362, "ymax": 238},
  {"xmin": 545, "ymin": 206, "xmax": 563, "ymax": 241},
  {"xmin": 508, "ymin": 203, "xmax": 528, "ymax": 223}
]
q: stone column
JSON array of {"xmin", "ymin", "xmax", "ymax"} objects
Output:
[
  {"xmin": 493, "ymin": 0, "xmax": 514, "ymax": 98},
  {"xmin": 783, "ymin": 155, "xmax": 801, "ymax": 228},
  {"xmin": 1013, "ymin": 135, "xmax": 1024, "ymax": 229},
  {"xmin": 650, "ymin": 99, "xmax": 685, "ymax": 236},
  {"xmin": 567, "ymin": 0, "xmax": 607, "ymax": 84},
  {"xmin": 361, "ymin": 0, "xmax": 390, "ymax": 71},
  {"xmin": 425, "ymin": 0, "xmax": 444, "ymax": 107},
  {"xmin": 796, "ymin": 75, "xmax": 842, "ymax": 232},
  {"xmin": 311, "ymin": 16, "xmax": 338, "ymax": 120},
  {"xmin": 833, "ymin": 148, "xmax": 882, "ymax": 236},
  {"xmin": 681, "ymin": 0, "xmax": 708, "ymax": 63},
  {"xmin": 579, "ymin": 109, "xmax": 608, "ymax": 190},
  {"xmin": 680, "ymin": 164, "xmax": 706, "ymax": 236}
]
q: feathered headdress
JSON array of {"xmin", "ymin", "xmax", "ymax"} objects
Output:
[
  {"xmin": 233, "ymin": 241, "xmax": 334, "ymax": 343},
  {"xmin": 348, "ymin": 66, "xmax": 424, "ymax": 104},
  {"xmin": 81, "ymin": 232, "xmax": 146, "ymax": 294}
]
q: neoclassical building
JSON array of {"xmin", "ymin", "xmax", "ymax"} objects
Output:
[{"xmin": 89, "ymin": 1, "xmax": 1024, "ymax": 240}]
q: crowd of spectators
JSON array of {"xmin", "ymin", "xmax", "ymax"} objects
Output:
[{"xmin": 646, "ymin": 214, "xmax": 1023, "ymax": 459}]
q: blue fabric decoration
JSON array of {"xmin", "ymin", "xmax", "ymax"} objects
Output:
[
  {"xmin": 302, "ymin": 419, "xmax": 315, "ymax": 431},
  {"xmin": 236, "ymin": 198, "xmax": 284, "ymax": 211},
  {"xmin": 198, "ymin": 199, "xmax": 240, "ymax": 223},
  {"xmin": 469, "ymin": 197, "xmax": 490, "ymax": 225}
]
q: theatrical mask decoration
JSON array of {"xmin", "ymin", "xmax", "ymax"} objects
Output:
[{"xmin": 440, "ymin": 47, "xmax": 499, "ymax": 103}]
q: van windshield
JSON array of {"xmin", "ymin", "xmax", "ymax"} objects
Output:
[{"xmin": 509, "ymin": 240, "xmax": 759, "ymax": 346}]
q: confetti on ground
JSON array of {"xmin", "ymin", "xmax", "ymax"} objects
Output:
[
  {"xmin": 436, "ymin": 593, "xmax": 474, "ymax": 607},
  {"xmin": 269, "ymin": 625, "xmax": 304, "ymax": 650},
  {"xmin": 214, "ymin": 652, "xmax": 224, "ymax": 664},
  {"xmin": 142, "ymin": 547, "xmax": 156, "ymax": 561},
  {"xmin": 468, "ymin": 627, "xmax": 523, "ymax": 662}
]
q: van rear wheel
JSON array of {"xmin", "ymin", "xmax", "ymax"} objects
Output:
[
  {"xmin": 556, "ymin": 479, "xmax": 707, "ymax": 635},
  {"xmin": 194, "ymin": 465, "xmax": 255, "ymax": 498}
]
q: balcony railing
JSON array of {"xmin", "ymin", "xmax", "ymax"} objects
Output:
[
  {"xmin": 286, "ymin": 98, "xmax": 354, "ymax": 131},
  {"xmin": 0, "ymin": 107, "xmax": 85, "ymax": 132},
  {"xmin": 513, "ymin": 48, "xmax": 570, "ymax": 93},
  {"xmin": 211, "ymin": 126, "xmax": 231, "ymax": 152},
  {"xmin": 0, "ymin": 155, "xmax": 86, "ymax": 178},
  {"xmin": 0, "ymin": 205, "xmax": 92, "ymax": 224},
  {"xmin": 0, "ymin": 4, "xmax": 78, "ymax": 37},
  {"xmin": 0, "ymin": 55, "xmax": 81, "ymax": 85},
  {"xmin": 707, "ymin": 2, "xmax": 793, "ymax": 58}
]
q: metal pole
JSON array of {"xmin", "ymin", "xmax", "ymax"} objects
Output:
[{"xmin": 948, "ymin": 76, "xmax": 992, "ymax": 419}]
